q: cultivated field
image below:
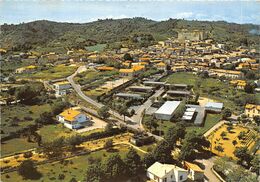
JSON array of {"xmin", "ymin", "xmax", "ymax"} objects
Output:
[{"xmin": 207, "ymin": 124, "xmax": 257, "ymax": 159}]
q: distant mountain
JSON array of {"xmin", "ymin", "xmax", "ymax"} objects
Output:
[{"xmin": 1, "ymin": 17, "xmax": 259, "ymax": 51}]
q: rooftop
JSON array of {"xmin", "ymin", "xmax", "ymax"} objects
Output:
[{"xmin": 155, "ymin": 101, "xmax": 181, "ymax": 115}]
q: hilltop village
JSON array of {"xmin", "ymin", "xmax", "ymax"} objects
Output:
[{"xmin": 0, "ymin": 29, "xmax": 259, "ymax": 182}]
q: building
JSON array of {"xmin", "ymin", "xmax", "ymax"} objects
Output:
[
  {"xmin": 156, "ymin": 62, "xmax": 167, "ymax": 71},
  {"xmin": 57, "ymin": 108, "xmax": 89, "ymax": 129},
  {"xmin": 182, "ymin": 107, "xmax": 196, "ymax": 121},
  {"xmin": 147, "ymin": 162, "xmax": 188, "ymax": 182},
  {"xmin": 130, "ymin": 133, "xmax": 154, "ymax": 146},
  {"xmin": 119, "ymin": 65, "xmax": 144, "ymax": 77},
  {"xmin": 177, "ymin": 29, "xmax": 207, "ymax": 41},
  {"xmin": 96, "ymin": 66, "xmax": 115, "ymax": 71},
  {"xmin": 128, "ymin": 86, "xmax": 154, "ymax": 93},
  {"xmin": 208, "ymin": 69, "xmax": 244, "ymax": 79},
  {"xmin": 205, "ymin": 102, "xmax": 223, "ymax": 113},
  {"xmin": 167, "ymin": 90, "xmax": 191, "ymax": 98},
  {"xmin": 53, "ymin": 81, "xmax": 71, "ymax": 97},
  {"xmin": 155, "ymin": 101, "xmax": 181, "ymax": 120},
  {"xmin": 245, "ymin": 104, "xmax": 260, "ymax": 118},
  {"xmin": 115, "ymin": 93, "xmax": 143, "ymax": 100},
  {"xmin": 15, "ymin": 65, "xmax": 37, "ymax": 74},
  {"xmin": 184, "ymin": 161, "xmax": 204, "ymax": 181}
]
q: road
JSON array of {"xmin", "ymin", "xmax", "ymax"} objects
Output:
[
  {"xmin": 196, "ymin": 157, "xmax": 221, "ymax": 182},
  {"xmin": 67, "ymin": 66, "xmax": 142, "ymax": 131},
  {"xmin": 131, "ymin": 87, "xmax": 164, "ymax": 127}
]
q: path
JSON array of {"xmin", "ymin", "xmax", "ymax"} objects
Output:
[
  {"xmin": 204, "ymin": 120, "xmax": 226, "ymax": 137},
  {"xmin": 196, "ymin": 157, "xmax": 221, "ymax": 182}
]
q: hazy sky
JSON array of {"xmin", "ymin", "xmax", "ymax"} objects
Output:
[{"xmin": 1, "ymin": 0, "xmax": 260, "ymax": 25}]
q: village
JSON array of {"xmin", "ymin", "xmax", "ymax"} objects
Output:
[{"xmin": 0, "ymin": 29, "xmax": 260, "ymax": 182}]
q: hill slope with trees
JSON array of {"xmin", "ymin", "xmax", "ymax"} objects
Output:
[{"xmin": 1, "ymin": 17, "xmax": 259, "ymax": 51}]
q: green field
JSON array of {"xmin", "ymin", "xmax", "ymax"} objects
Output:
[
  {"xmin": 85, "ymin": 44, "xmax": 107, "ymax": 52},
  {"xmin": 19, "ymin": 64, "xmax": 78, "ymax": 80},
  {"xmin": 187, "ymin": 114, "xmax": 222, "ymax": 134},
  {"xmin": 1, "ymin": 144, "xmax": 144, "ymax": 182},
  {"xmin": 161, "ymin": 72, "xmax": 257, "ymax": 112}
]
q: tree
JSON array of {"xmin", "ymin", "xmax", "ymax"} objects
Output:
[
  {"xmin": 143, "ymin": 153, "xmax": 155, "ymax": 168},
  {"xmin": 104, "ymin": 154, "xmax": 125, "ymax": 180},
  {"xmin": 35, "ymin": 112, "xmax": 53, "ymax": 125},
  {"xmin": 98, "ymin": 106, "xmax": 110, "ymax": 119},
  {"xmin": 85, "ymin": 162, "xmax": 105, "ymax": 182},
  {"xmin": 253, "ymin": 116, "xmax": 260, "ymax": 126},
  {"xmin": 250, "ymin": 155, "xmax": 260, "ymax": 175},
  {"xmin": 165, "ymin": 126, "xmax": 178, "ymax": 148},
  {"xmin": 23, "ymin": 151, "xmax": 33, "ymax": 159},
  {"xmin": 245, "ymin": 70, "xmax": 256, "ymax": 80},
  {"xmin": 152, "ymin": 140, "xmax": 172, "ymax": 163},
  {"xmin": 15, "ymin": 84, "xmax": 39, "ymax": 104},
  {"xmin": 220, "ymin": 131, "xmax": 227, "ymax": 139},
  {"xmin": 123, "ymin": 53, "xmax": 133, "ymax": 61},
  {"xmin": 18, "ymin": 160, "xmax": 40, "ymax": 179},
  {"xmin": 234, "ymin": 147, "xmax": 252, "ymax": 164},
  {"xmin": 40, "ymin": 137, "xmax": 65, "ymax": 158},
  {"xmin": 104, "ymin": 123, "xmax": 113, "ymax": 132},
  {"xmin": 222, "ymin": 108, "xmax": 232, "ymax": 119},
  {"xmin": 214, "ymin": 145, "xmax": 224, "ymax": 154},
  {"xmin": 118, "ymin": 104, "xmax": 128, "ymax": 122},
  {"xmin": 52, "ymin": 101, "xmax": 70, "ymax": 115},
  {"xmin": 124, "ymin": 147, "xmax": 142, "ymax": 176},
  {"xmin": 227, "ymin": 166, "xmax": 258, "ymax": 182},
  {"xmin": 67, "ymin": 135, "xmax": 83, "ymax": 151},
  {"xmin": 104, "ymin": 139, "xmax": 113, "ymax": 149},
  {"xmin": 244, "ymin": 82, "xmax": 255, "ymax": 93}
]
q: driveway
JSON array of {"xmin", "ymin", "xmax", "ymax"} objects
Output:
[
  {"xmin": 196, "ymin": 157, "xmax": 220, "ymax": 182},
  {"xmin": 76, "ymin": 114, "xmax": 107, "ymax": 133}
]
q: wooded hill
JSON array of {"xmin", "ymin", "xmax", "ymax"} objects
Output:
[{"xmin": 1, "ymin": 17, "xmax": 259, "ymax": 52}]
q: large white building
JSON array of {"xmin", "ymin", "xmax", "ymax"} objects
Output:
[
  {"xmin": 147, "ymin": 162, "xmax": 188, "ymax": 182},
  {"xmin": 154, "ymin": 101, "xmax": 181, "ymax": 120}
]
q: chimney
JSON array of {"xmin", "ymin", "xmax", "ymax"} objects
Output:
[{"xmin": 165, "ymin": 170, "xmax": 167, "ymax": 174}]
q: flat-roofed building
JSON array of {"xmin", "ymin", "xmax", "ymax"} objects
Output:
[
  {"xmin": 167, "ymin": 90, "xmax": 191, "ymax": 98},
  {"xmin": 143, "ymin": 81, "xmax": 166, "ymax": 87},
  {"xmin": 205, "ymin": 102, "xmax": 223, "ymax": 113},
  {"xmin": 128, "ymin": 86, "xmax": 154, "ymax": 93},
  {"xmin": 155, "ymin": 101, "xmax": 181, "ymax": 120},
  {"xmin": 115, "ymin": 93, "xmax": 143, "ymax": 100},
  {"xmin": 209, "ymin": 69, "xmax": 244, "ymax": 79}
]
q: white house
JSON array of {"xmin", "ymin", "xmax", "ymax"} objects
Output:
[
  {"xmin": 184, "ymin": 161, "xmax": 204, "ymax": 181},
  {"xmin": 53, "ymin": 81, "xmax": 71, "ymax": 97},
  {"xmin": 57, "ymin": 108, "xmax": 88, "ymax": 129},
  {"xmin": 147, "ymin": 162, "xmax": 188, "ymax": 182},
  {"xmin": 155, "ymin": 101, "xmax": 181, "ymax": 120}
]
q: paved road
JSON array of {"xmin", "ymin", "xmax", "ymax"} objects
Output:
[
  {"xmin": 196, "ymin": 157, "xmax": 221, "ymax": 182},
  {"xmin": 67, "ymin": 66, "xmax": 142, "ymax": 131},
  {"xmin": 131, "ymin": 88, "xmax": 164, "ymax": 127},
  {"xmin": 68, "ymin": 66, "xmax": 163, "ymax": 140}
]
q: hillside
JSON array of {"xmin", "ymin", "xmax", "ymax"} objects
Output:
[{"xmin": 1, "ymin": 17, "xmax": 259, "ymax": 52}]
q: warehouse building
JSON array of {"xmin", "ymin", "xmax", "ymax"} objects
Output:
[{"xmin": 154, "ymin": 101, "xmax": 181, "ymax": 120}]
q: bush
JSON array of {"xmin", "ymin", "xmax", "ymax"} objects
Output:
[
  {"xmin": 23, "ymin": 151, "xmax": 33, "ymax": 158},
  {"xmin": 24, "ymin": 116, "xmax": 33, "ymax": 121}
]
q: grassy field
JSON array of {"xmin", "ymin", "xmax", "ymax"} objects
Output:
[
  {"xmin": 85, "ymin": 44, "xmax": 106, "ymax": 52},
  {"xmin": 19, "ymin": 64, "xmax": 78, "ymax": 80},
  {"xmin": 1, "ymin": 104, "xmax": 52, "ymax": 138},
  {"xmin": 1, "ymin": 144, "xmax": 143, "ymax": 182},
  {"xmin": 1, "ymin": 138, "xmax": 38, "ymax": 156},
  {"xmin": 143, "ymin": 113, "xmax": 221, "ymax": 137},
  {"xmin": 161, "ymin": 72, "xmax": 256, "ymax": 112},
  {"xmin": 187, "ymin": 114, "xmax": 222, "ymax": 134},
  {"xmin": 207, "ymin": 124, "xmax": 257, "ymax": 159}
]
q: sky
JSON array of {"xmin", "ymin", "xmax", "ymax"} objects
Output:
[{"xmin": 0, "ymin": 0, "xmax": 260, "ymax": 25}]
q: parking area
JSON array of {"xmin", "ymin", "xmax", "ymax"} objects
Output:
[{"xmin": 76, "ymin": 114, "xmax": 107, "ymax": 133}]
